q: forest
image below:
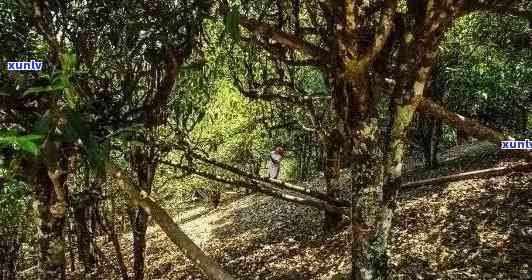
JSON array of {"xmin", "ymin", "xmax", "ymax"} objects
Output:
[{"xmin": 0, "ymin": 0, "xmax": 531, "ymax": 279}]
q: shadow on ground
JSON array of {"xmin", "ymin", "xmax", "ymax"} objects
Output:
[
  {"xmin": 392, "ymin": 169, "xmax": 531, "ymax": 279},
  {"xmin": 206, "ymin": 194, "xmax": 351, "ymax": 280}
]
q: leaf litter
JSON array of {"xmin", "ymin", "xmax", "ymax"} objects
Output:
[{"xmin": 101, "ymin": 141, "xmax": 531, "ymax": 279}]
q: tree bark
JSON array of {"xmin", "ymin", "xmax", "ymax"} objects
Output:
[
  {"xmin": 427, "ymin": 118, "xmax": 442, "ymax": 168},
  {"xmin": 322, "ymin": 133, "xmax": 345, "ymax": 233},
  {"xmin": 420, "ymin": 112, "xmax": 441, "ymax": 169},
  {"xmin": 72, "ymin": 191, "xmax": 99, "ymax": 275},
  {"xmin": 349, "ymin": 118, "xmax": 388, "ymax": 280},
  {"xmin": 67, "ymin": 217, "xmax": 76, "ymax": 274},
  {"xmin": 128, "ymin": 207, "xmax": 149, "ymax": 280},
  {"xmin": 379, "ymin": 95, "xmax": 426, "ymax": 279},
  {"xmin": 107, "ymin": 163, "xmax": 235, "ymax": 280},
  {"xmin": 30, "ymin": 163, "xmax": 67, "ymax": 280},
  {"xmin": 128, "ymin": 146, "xmax": 157, "ymax": 280}
]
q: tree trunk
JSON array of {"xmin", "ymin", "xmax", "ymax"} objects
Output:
[
  {"xmin": 128, "ymin": 147, "xmax": 157, "ymax": 280},
  {"xmin": 421, "ymin": 114, "xmax": 441, "ymax": 169},
  {"xmin": 72, "ymin": 192, "xmax": 98, "ymax": 275},
  {"xmin": 211, "ymin": 190, "xmax": 221, "ymax": 208},
  {"xmin": 456, "ymin": 128, "xmax": 468, "ymax": 146},
  {"xmin": 94, "ymin": 183, "xmax": 129, "ymax": 280},
  {"xmin": 428, "ymin": 118, "xmax": 441, "ymax": 168},
  {"xmin": 350, "ymin": 118, "xmax": 387, "ymax": 280},
  {"xmin": 128, "ymin": 208, "xmax": 149, "ymax": 280},
  {"xmin": 30, "ymin": 163, "xmax": 67, "ymax": 280},
  {"xmin": 421, "ymin": 68, "xmax": 445, "ymax": 169},
  {"xmin": 67, "ymin": 217, "xmax": 76, "ymax": 274},
  {"xmin": 322, "ymin": 136, "xmax": 344, "ymax": 233}
]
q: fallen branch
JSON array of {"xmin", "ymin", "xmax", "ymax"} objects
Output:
[
  {"xmin": 184, "ymin": 151, "xmax": 350, "ymax": 207},
  {"xmin": 106, "ymin": 163, "xmax": 235, "ymax": 280},
  {"xmin": 162, "ymin": 154, "xmax": 530, "ymax": 211},
  {"xmin": 253, "ymin": 177, "xmax": 350, "ymax": 207},
  {"xmin": 166, "ymin": 162, "xmax": 349, "ymax": 217},
  {"xmin": 402, "ymin": 162, "xmax": 532, "ymax": 190}
]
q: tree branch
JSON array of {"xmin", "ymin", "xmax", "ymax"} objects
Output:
[
  {"xmin": 417, "ymin": 98, "xmax": 518, "ymax": 142},
  {"xmin": 360, "ymin": 0, "xmax": 398, "ymax": 66},
  {"xmin": 417, "ymin": 98, "xmax": 532, "ymax": 158},
  {"xmin": 239, "ymin": 16, "xmax": 329, "ymax": 58}
]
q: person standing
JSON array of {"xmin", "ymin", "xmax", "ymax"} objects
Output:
[{"xmin": 267, "ymin": 146, "xmax": 285, "ymax": 179}]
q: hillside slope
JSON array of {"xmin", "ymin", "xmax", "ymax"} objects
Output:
[{"xmin": 104, "ymin": 141, "xmax": 531, "ymax": 280}]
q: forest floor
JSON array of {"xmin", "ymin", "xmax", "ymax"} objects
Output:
[{"xmin": 103, "ymin": 141, "xmax": 531, "ymax": 280}]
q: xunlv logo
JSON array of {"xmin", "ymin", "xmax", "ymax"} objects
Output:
[
  {"xmin": 7, "ymin": 60, "xmax": 43, "ymax": 71},
  {"xmin": 500, "ymin": 139, "xmax": 532, "ymax": 150}
]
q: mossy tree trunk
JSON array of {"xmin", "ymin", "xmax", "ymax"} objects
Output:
[
  {"xmin": 349, "ymin": 118, "xmax": 387, "ymax": 279},
  {"xmin": 346, "ymin": 71, "xmax": 429, "ymax": 280},
  {"xmin": 29, "ymin": 161, "xmax": 67, "ymax": 280},
  {"xmin": 230, "ymin": 0, "xmax": 529, "ymax": 278}
]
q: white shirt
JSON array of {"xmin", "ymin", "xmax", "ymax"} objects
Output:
[{"xmin": 267, "ymin": 151, "xmax": 282, "ymax": 179}]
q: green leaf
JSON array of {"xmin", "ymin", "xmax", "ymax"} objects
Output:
[
  {"xmin": 49, "ymin": 71, "xmax": 64, "ymax": 85},
  {"xmin": 33, "ymin": 115, "xmax": 50, "ymax": 135},
  {"xmin": 224, "ymin": 6, "xmax": 241, "ymax": 43},
  {"xmin": 64, "ymin": 87, "xmax": 79, "ymax": 109},
  {"xmin": 0, "ymin": 133, "xmax": 17, "ymax": 145},
  {"xmin": 86, "ymin": 138, "xmax": 107, "ymax": 175},
  {"xmin": 17, "ymin": 134, "xmax": 44, "ymax": 142},
  {"xmin": 0, "ymin": 133, "xmax": 43, "ymax": 155},
  {"xmin": 17, "ymin": 139, "xmax": 39, "ymax": 155},
  {"xmin": 60, "ymin": 52, "xmax": 78, "ymax": 75},
  {"xmin": 23, "ymin": 84, "xmax": 65, "ymax": 96}
]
